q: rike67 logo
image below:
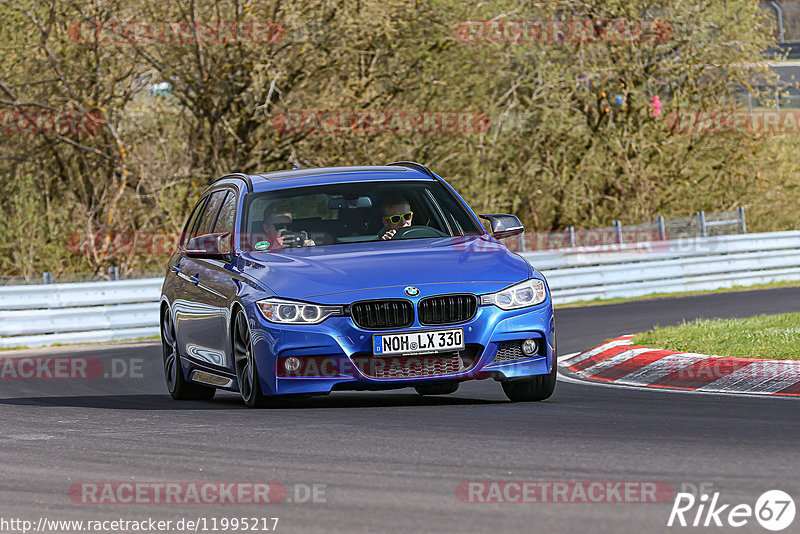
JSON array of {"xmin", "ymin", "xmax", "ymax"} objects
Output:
[{"xmin": 668, "ymin": 487, "xmax": 795, "ymax": 531}]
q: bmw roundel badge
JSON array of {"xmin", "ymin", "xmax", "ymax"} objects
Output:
[{"xmin": 404, "ymin": 286, "xmax": 420, "ymax": 297}]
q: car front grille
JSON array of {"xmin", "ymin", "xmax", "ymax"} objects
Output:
[
  {"xmin": 418, "ymin": 294, "xmax": 478, "ymax": 325},
  {"xmin": 350, "ymin": 300, "xmax": 414, "ymax": 330},
  {"xmin": 352, "ymin": 345, "xmax": 482, "ymax": 379}
]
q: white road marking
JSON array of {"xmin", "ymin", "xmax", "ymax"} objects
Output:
[
  {"xmin": 556, "ymin": 369, "xmax": 796, "ymax": 400},
  {"xmin": 613, "ymin": 353, "xmax": 705, "ymax": 386},
  {"xmin": 557, "ymin": 352, "xmax": 580, "ymax": 363},
  {"xmin": 572, "ymin": 347, "xmax": 651, "ymax": 378},
  {"xmin": 559, "ymin": 337, "xmax": 633, "ymax": 367},
  {"xmin": 698, "ymin": 360, "xmax": 800, "ymax": 394},
  {"xmin": 7, "ymin": 434, "xmax": 54, "ymax": 441}
]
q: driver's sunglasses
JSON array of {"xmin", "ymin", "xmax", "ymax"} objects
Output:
[{"xmin": 382, "ymin": 211, "xmax": 413, "ymax": 225}]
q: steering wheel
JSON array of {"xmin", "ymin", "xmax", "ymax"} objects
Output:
[{"xmin": 392, "ymin": 226, "xmax": 448, "ymax": 239}]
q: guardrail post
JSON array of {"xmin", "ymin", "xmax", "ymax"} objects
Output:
[
  {"xmin": 568, "ymin": 226, "xmax": 576, "ymax": 248},
  {"xmin": 656, "ymin": 215, "xmax": 666, "ymax": 241},
  {"xmin": 109, "ymin": 266, "xmax": 119, "ymax": 281},
  {"xmin": 771, "ymin": 0, "xmax": 786, "ymax": 42},
  {"xmin": 613, "ymin": 220, "xmax": 623, "ymax": 245},
  {"xmin": 517, "ymin": 232, "xmax": 525, "ymax": 252},
  {"xmin": 42, "ymin": 272, "xmax": 52, "ymax": 284},
  {"xmin": 738, "ymin": 206, "xmax": 747, "ymax": 234},
  {"xmin": 697, "ymin": 211, "xmax": 707, "ymax": 238}
]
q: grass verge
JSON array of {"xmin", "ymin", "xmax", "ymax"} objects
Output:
[{"xmin": 631, "ymin": 313, "xmax": 800, "ymax": 360}]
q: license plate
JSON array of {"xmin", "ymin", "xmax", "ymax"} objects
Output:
[{"xmin": 373, "ymin": 328, "xmax": 465, "ymax": 356}]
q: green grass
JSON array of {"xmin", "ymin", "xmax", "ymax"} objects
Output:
[
  {"xmin": 555, "ymin": 280, "xmax": 800, "ymax": 308},
  {"xmin": 631, "ymin": 313, "xmax": 800, "ymax": 360}
]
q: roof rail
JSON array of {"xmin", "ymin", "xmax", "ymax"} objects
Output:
[
  {"xmin": 212, "ymin": 173, "xmax": 253, "ymax": 193},
  {"xmin": 385, "ymin": 161, "xmax": 438, "ymax": 180}
]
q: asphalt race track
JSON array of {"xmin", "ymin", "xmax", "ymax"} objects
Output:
[{"xmin": 1, "ymin": 287, "xmax": 799, "ymax": 533}]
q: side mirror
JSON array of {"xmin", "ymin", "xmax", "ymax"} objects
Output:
[
  {"xmin": 184, "ymin": 232, "xmax": 232, "ymax": 259},
  {"xmin": 479, "ymin": 214, "xmax": 524, "ymax": 239}
]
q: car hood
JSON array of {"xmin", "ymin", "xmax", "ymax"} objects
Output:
[{"xmin": 239, "ymin": 235, "xmax": 532, "ymax": 304}]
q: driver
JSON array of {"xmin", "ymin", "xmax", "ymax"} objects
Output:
[
  {"xmin": 259, "ymin": 201, "xmax": 315, "ymax": 249},
  {"xmin": 379, "ymin": 196, "xmax": 413, "ymax": 240}
]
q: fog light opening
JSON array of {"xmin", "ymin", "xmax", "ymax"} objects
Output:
[
  {"xmin": 284, "ymin": 357, "xmax": 302, "ymax": 372},
  {"xmin": 521, "ymin": 338, "xmax": 538, "ymax": 357}
]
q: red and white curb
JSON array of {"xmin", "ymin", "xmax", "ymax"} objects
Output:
[{"xmin": 559, "ymin": 336, "xmax": 800, "ymax": 397}]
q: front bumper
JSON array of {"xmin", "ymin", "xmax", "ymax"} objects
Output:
[{"xmin": 247, "ymin": 299, "xmax": 556, "ymax": 396}]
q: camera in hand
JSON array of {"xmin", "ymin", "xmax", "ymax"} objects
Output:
[{"xmin": 279, "ymin": 229, "xmax": 309, "ymax": 248}]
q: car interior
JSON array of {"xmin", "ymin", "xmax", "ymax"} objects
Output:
[{"xmin": 241, "ymin": 182, "xmax": 478, "ymax": 250}]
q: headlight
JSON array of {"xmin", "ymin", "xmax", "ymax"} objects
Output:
[
  {"xmin": 480, "ymin": 279, "xmax": 547, "ymax": 310},
  {"xmin": 256, "ymin": 298, "xmax": 343, "ymax": 324}
]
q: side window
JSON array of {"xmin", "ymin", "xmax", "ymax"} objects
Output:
[
  {"xmin": 180, "ymin": 196, "xmax": 208, "ymax": 246},
  {"xmin": 195, "ymin": 191, "xmax": 227, "ymax": 236},
  {"xmin": 214, "ymin": 192, "xmax": 237, "ymax": 235},
  {"xmin": 430, "ymin": 185, "xmax": 482, "ymax": 236}
]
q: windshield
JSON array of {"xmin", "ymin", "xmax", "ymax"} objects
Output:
[{"xmin": 240, "ymin": 180, "xmax": 483, "ymax": 251}]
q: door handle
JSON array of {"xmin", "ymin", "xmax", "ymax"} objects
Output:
[{"xmin": 174, "ymin": 267, "xmax": 199, "ymax": 285}]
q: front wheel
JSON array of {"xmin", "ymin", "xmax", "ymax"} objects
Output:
[
  {"xmin": 161, "ymin": 307, "xmax": 215, "ymax": 401},
  {"xmin": 233, "ymin": 310, "xmax": 270, "ymax": 408},
  {"xmin": 501, "ymin": 359, "xmax": 557, "ymax": 402}
]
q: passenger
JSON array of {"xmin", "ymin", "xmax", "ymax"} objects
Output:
[{"xmin": 259, "ymin": 202, "xmax": 315, "ymax": 249}]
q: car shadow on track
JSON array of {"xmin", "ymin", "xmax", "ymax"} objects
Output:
[{"xmin": 0, "ymin": 392, "xmax": 504, "ymax": 410}]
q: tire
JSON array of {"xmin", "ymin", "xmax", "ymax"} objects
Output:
[
  {"xmin": 161, "ymin": 306, "xmax": 215, "ymax": 401},
  {"xmin": 233, "ymin": 310, "xmax": 270, "ymax": 408},
  {"xmin": 415, "ymin": 382, "xmax": 460, "ymax": 396},
  {"xmin": 501, "ymin": 358, "xmax": 557, "ymax": 402}
]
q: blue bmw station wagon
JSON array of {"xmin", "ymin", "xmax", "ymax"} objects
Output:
[{"xmin": 160, "ymin": 162, "xmax": 556, "ymax": 407}]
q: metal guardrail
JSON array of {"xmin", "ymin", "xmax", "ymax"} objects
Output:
[
  {"xmin": 0, "ymin": 279, "xmax": 162, "ymax": 310},
  {"xmin": 507, "ymin": 208, "xmax": 747, "ymax": 252},
  {"xmin": 0, "ymin": 280, "xmax": 163, "ymax": 348},
  {"xmin": 525, "ymin": 231, "xmax": 800, "ymax": 270},
  {"xmin": 0, "ymin": 303, "xmax": 157, "ymax": 336},
  {"xmin": 1, "ymin": 231, "xmax": 799, "ymax": 348},
  {"xmin": 526, "ymin": 231, "xmax": 800, "ymax": 304}
]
